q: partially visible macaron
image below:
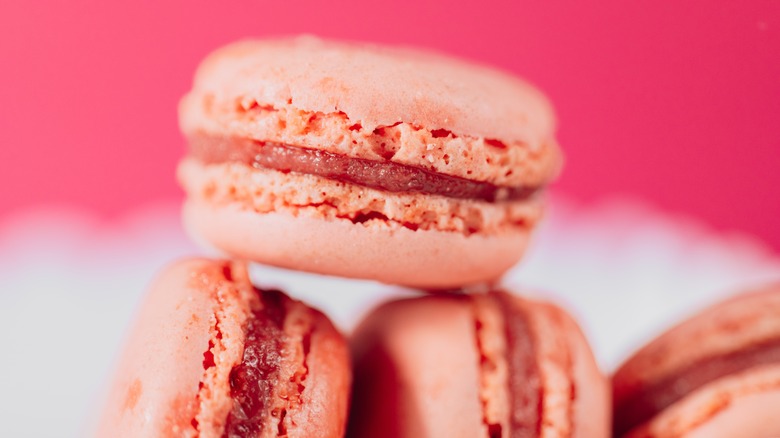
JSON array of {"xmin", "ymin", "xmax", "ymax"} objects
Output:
[
  {"xmin": 178, "ymin": 36, "xmax": 561, "ymax": 289},
  {"xmin": 97, "ymin": 258, "xmax": 350, "ymax": 437},
  {"xmin": 348, "ymin": 291, "xmax": 609, "ymax": 437},
  {"xmin": 612, "ymin": 283, "xmax": 780, "ymax": 437}
]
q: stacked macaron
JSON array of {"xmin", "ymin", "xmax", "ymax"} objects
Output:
[
  {"xmin": 99, "ymin": 37, "xmax": 608, "ymax": 437},
  {"xmin": 176, "ymin": 36, "xmax": 561, "ymax": 290}
]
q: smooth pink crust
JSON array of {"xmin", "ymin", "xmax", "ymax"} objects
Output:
[
  {"xmin": 182, "ymin": 199, "xmax": 529, "ymax": 289},
  {"xmin": 348, "ymin": 296, "xmax": 488, "ymax": 438},
  {"xmin": 187, "ymin": 36, "xmax": 556, "ymax": 150}
]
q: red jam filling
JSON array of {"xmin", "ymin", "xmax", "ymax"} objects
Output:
[
  {"xmin": 613, "ymin": 338, "xmax": 780, "ymax": 436},
  {"xmin": 222, "ymin": 290, "xmax": 287, "ymax": 438},
  {"xmin": 188, "ymin": 134, "xmax": 539, "ymax": 202},
  {"xmin": 494, "ymin": 291, "xmax": 542, "ymax": 436}
]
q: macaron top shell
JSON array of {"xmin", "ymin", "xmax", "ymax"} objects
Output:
[
  {"xmin": 188, "ymin": 36, "xmax": 555, "ymax": 147},
  {"xmin": 180, "ymin": 36, "xmax": 561, "ymax": 188}
]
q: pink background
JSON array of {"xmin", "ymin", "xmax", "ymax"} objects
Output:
[{"xmin": 1, "ymin": 1, "xmax": 779, "ymax": 250}]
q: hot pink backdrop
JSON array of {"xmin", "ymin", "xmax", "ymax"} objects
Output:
[{"xmin": 1, "ymin": 2, "xmax": 778, "ymax": 250}]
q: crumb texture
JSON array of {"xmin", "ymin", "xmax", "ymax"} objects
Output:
[
  {"xmin": 221, "ymin": 289, "xmax": 288, "ymax": 437},
  {"xmin": 472, "ymin": 294, "xmax": 510, "ymax": 436},
  {"xmin": 178, "ymin": 158, "xmax": 541, "ymax": 237},
  {"xmin": 192, "ymin": 262, "xmax": 256, "ymax": 438},
  {"xmin": 180, "ymin": 36, "xmax": 561, "ymax": 188}
]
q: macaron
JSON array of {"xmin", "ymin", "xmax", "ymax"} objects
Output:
[
  {"xmin": 178, "ymin": 36, "xmax": 561, "ymax": 289},
  {"xmin": 612, "ymin": 283, "xmax": 780, "ymax": 437},
  {"xmin": 348, "ymin": 291, "xmax": 609, "ymax": 437},
  {"xmin": 97, "ymin": 258, "xmax": 350, "ymax": 437}
]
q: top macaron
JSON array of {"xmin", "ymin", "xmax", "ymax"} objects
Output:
[{"xmin": 178, "ymin": 36, "xmax": 561, "ymax": 289}]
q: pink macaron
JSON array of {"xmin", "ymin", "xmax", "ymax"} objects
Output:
[
  {"xmin": 348, "ymin": 291, "xmax": 609, "ymax": 437},
  {"xmin": 612, "ymin": 283, "xmax": 780, "ymax": 437},
  {"xmin": 98, "ymin": 258, "xmax": 351, "ymax": 437},
  {"xmin": 177, "ymin": 36, "xmax": 561, "ymax": 289}
]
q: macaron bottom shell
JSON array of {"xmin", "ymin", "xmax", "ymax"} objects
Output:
[{"xmin": 182, "ymin": 197, "xmax": 531, "ymax": 289}]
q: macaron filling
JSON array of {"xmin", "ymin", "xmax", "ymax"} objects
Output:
[
  {"xmin": 614, "ymin": 337, "xmax": 780, "ymax": 436},
  {"xmin": 187, "ymin": 133, "xmax": 539, "ymax": 202},
  {"xmin": 223, "ymin": 289, "xmax": 289, "ymax": 436},
  {"xmin": 493, "ymin": 292, "xmax": 542, "ymax": 435}
]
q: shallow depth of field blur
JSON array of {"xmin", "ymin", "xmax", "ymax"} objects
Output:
[{"xmin": 1, "ymin": 2, "xmax": 779, "ymax": 436}]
